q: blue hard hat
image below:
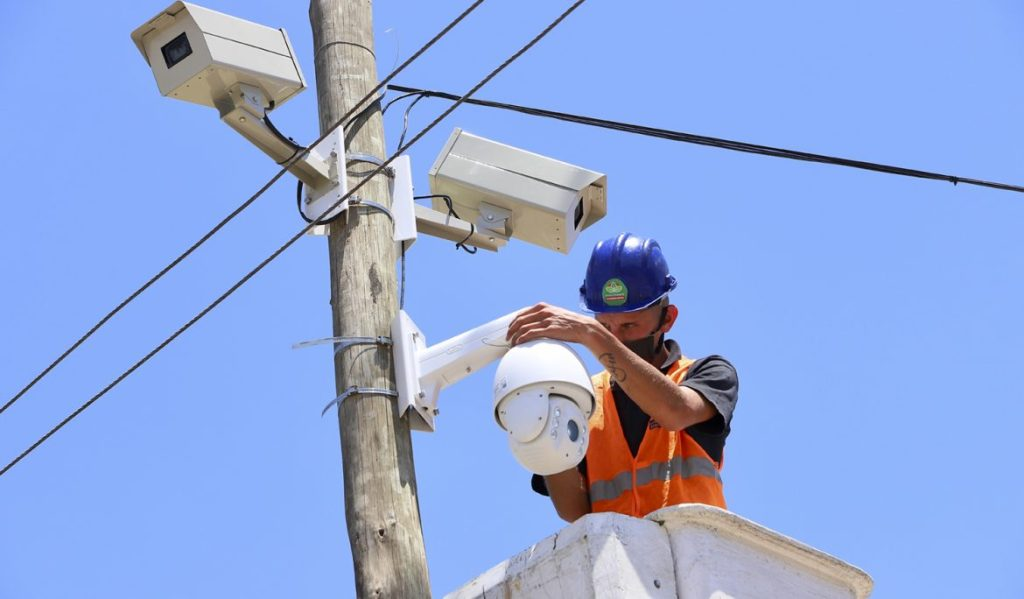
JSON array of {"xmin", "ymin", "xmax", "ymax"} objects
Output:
[{"xmin": 579, "ymin": 233, "xmax": 677, "ymax": 313}]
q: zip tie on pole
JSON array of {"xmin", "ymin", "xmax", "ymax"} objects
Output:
[
  {"xmin": 322, "ymin": 386, "xmax": 399, "ymax": 417},
  {"xmin": 346, "ymin": 152, "xmax": 395, "ymax": 178},
  {"xmin": 293, "ymin": 337, "xmax": 399, "ymax": 416},
  {"xmin": 292, "ymin": 335, "xmax": 392, "ymax": 356},
  {"xmin": 349, "ymin": 195, "xmax": 394, "ymax": 224}
]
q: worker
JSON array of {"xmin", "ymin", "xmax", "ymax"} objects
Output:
[{"xmin": 506, "ymin": 232, "xmax": 738, "ymax": 521}]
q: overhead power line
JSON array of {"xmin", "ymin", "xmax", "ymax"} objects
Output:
[
  {"xmin": 0, "ymin": 0, "xmax": 588, "ymax": 478},
  {"xmin": 386, "ymin": 84, "xmax": 1024, "ymax": 195},
  {"xmin": 0, "ymin": 0, "xmax": 488, "ymax": 420}
]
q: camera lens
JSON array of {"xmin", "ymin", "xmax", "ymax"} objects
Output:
[
  {"xmin": 161, "ymin": 32, "xmax": 193, "ymax": 69},
  {"xmin": 566, "ymin": 419, "xmax": 579, "ymax": 442}
]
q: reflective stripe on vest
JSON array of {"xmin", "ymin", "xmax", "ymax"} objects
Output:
[
  {"xmin": 585, "ymin": 356, "xmax": 727, "ymax": 516},
  {"xmin": 589, "ymin": 455, "xmax": 722, "ymax": 504}
]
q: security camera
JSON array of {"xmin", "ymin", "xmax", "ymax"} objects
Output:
[
  {"xmin": 131, "ymin": 2, "xmax": 338, "ymax": 195},
  {"xmin": 428, "ymin": 129, "xmax": 607, "ymax": 254},
  {"xmin": 131, "ymin": 2, "xmax": 305, "ymax": 112},
  {"xmin": 492, "ymin": 340, "xmax": 594, "ymax": 476},
  {"xmin": 391, "ymin": 310, "xmax": 594, "ymax": 475}
]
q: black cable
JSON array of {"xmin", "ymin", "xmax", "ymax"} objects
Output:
[
  {"xmin": 0, "ymin": 0, "xmax": 587, "ymax": 478},
  {"xmin": 457, "ymin": 225, "xmax": 477, "ymax": 254},
  {"xmin": 397, "ymin": 94, "xmax": 427, "ymax": 152},
  {"xmin": 264, "ymin": 112, "xmax": 302, "ymax": 150},
  {"xmin": 266, "ymin": 111, "xmax": 305, "ymax": 167},
  {"xmin": 387, "ymin": 84, "xmax": 1024, "ymax": 195},
  {"xmin": 382, "ymin": 91, "xmax": 427, "ymax": 115},
  {"xmin": 0, "ymin": 0, "xmax": 488, "ymax": 420},
  {"xmin": 295, "ymin": 179, "xmax": 347, "ymax": 226},
  {"xmin": 414, "ymin": 194, "xmax": 477, "ymax": 253}
]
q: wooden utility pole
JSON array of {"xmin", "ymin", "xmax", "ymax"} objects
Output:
[{"xmin": 309, "ymin": 1, "xmax": 431, "ymax": 597}]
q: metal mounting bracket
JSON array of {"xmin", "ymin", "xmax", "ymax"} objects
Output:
[
  {"xmin": 476, "ymin": 201, "xmax": 513, "ymax": 237},
  {"xmin": 301, "ymin": 125, "xmax": 348, "ymax": 228},
  {"xmin": 391, "ymin": 155, "xmax": 417, "ymax": 254}
]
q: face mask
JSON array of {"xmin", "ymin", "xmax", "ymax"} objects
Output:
[{"xmin": 622, "ymin": 307, "xmax": 668, "ymax": 363}]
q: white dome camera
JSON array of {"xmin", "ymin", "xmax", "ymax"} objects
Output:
[
  {"xmin": 391, "ymin": 310, "xmax": 594, "ymax": 475},
  {"xmin": 492, "ymin": 340, "xmax": 595, "ymax": 476}
]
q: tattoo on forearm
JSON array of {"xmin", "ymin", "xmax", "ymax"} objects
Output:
[{"xmin": 598, "ymin": 352, "xmax": 627, "ymax": 382}]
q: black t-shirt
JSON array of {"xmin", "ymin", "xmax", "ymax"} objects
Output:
[{"xmin": 531, "ymin": 343, "xmax": 738, "ymax": 497}]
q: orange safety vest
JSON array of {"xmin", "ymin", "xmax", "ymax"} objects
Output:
[{"xmin": 586, "ymin": 357, "xmax": 727, "ymax": 517}]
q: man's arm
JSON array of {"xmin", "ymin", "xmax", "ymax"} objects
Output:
[
  {"xmin": 543, "ymin": 468, "xmax": 591, "ymax": 522},
  {"xmin": 507, "ymin": 303, "xmax": 716, "ymax": 432},
  {"xmin": 588, "ymin": 329, "xmax": 715, "ymax": 431}
]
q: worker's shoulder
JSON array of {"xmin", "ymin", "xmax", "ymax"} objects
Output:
[{"xmin": 684, "ymin": 355, "xmax": 738, "ymax": 381}]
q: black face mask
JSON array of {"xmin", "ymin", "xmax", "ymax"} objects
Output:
[{"xmin": 623, "ymin": 307, "xmax": 668, "ymax": 363}]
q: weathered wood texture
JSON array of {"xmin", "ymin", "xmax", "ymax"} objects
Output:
[{"xmin": 309, "ymin": 0, "xmax": 431, "ymax": 596}]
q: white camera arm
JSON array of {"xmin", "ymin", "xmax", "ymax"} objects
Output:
[
  {"xmin": 392, "ymin": 310, "xmax": 518, "ymax": 432},
  {"xmin": 218, "ymin": 83, "xmax": 333, "ymax": 189}
]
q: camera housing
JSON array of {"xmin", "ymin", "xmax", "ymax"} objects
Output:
[
  {"xmin": 392, "ymin": 309, "xmax": 595, "ymax": 474},
  {"xmin": 131, "ymin": 2, "xmax": 305, "ymax": 110},
  {"xmin": 132, "ymin": 2, "xmax": 338, "ymax": 193},
  {"xmin": 428, "ymin": 129, "xmax": 607, "ymax": 254},
  {"xmin": 492, "ymin": 340, "xmax": 594, "ymax": 475}
]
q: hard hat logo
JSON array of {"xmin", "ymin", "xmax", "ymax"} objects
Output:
[
  {"xmin": 581, "ymin": 233, "xmax": 677, "ymax": 313},
  {"xmin": 602, "ymin": 278, "xmax": 628, "ymax": 306}
]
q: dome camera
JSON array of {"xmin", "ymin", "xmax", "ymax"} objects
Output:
[
  {"xmin": 390, "ymin": 310, "xmax": 596, "ymax": 473},
  {"xmin": 492, "ymin": 340, "xmax": 595, "ymax": 476}
]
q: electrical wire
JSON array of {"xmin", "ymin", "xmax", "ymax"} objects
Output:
[
  {"xmin": 0, "ymin": 0, "xmax": 488, "ymax": 420},
  {"xmin": 264, "ymin": 112, "xmax": 301, "ymax": 150},
  {"xmin": 414, "ymin": 194, "xmax": 477, "ymax": 253},
  {"xmin": 295, "ymin": 179, "xmax": 347, "ymax": 226},
  {"xmin": 0, "ymin": 0, "xmax": 588, "ymax": 478},
  {"xmin": 386, "ymin": 84, "xmax": 1024, "ymax": 195},
  {"xmin": 397, "ymin": 94, "xmax": 427, "ymax": 152},
  {"xmin": 382, "ymin": 91, "xmax": 427, "ymax": 115}
]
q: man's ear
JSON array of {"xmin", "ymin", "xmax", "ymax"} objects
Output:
[{"xmin": 661, "ymin": 304, "xmax": 679, "ymax": 333}]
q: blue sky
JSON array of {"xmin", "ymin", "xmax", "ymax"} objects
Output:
[{"xmin": 2, "ymin": 1, "xmax": 1023, "ymax": 597}]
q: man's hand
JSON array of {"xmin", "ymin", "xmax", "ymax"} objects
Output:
[{"xmin": 506, "ymin": 303, "xmax": 600, "ymax": 347}]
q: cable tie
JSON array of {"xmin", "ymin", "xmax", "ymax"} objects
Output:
[
  {"xmin": 322, "ymin": 386, "xmax": 398, "ymax": 417},
  {"xmin": 349, "ymin": 196, "xmax": 395, "ymax": 224},
  {"xmin": 346, "ymin": 153, "xmax": 395, "ymax": 178},
  {"xmin": 292, "ymin": 335, "xmax": 392, "ymax": 356},
  {"xmin": 315, "ymin": 40, "xmax": 375, "ymax": 62},
  {"xmin": 276, "ymin": 147, "xmax": 303, "ymax": 166}
]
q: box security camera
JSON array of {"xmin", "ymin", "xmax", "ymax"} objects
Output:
[
  {"xmin": 428, "ymin": 129, "xmax": 607, "ymax": 254},
  {"xmin": 131, "ymin": 2, "xmax": 306, "ymax": 111},
  {"xmin": 131, "ymin": 2, "xmax": 338, "ymax": 195}
]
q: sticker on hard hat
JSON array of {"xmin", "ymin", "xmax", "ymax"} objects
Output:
[{"xmin": 602, "ymin": 278, "xmax": 628, "ymax": 306}]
